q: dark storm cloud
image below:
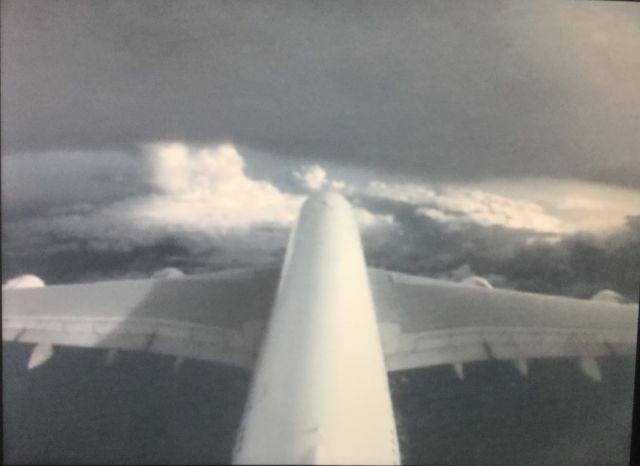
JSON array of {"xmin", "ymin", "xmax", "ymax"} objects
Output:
[
  {"xmin": 5, "ymin": 187, "xmax": 638, "ymax": 300},
  {"xmin": 356, "ymin": 194, "xmax": 640, "ymax": 301},
  {"xmin": 2, "ymin": 1, "xmax": 639, "ymax": 187},
  {"xmin": 1, "ymin": 150, "xmax": 149, "ymax": 220}
]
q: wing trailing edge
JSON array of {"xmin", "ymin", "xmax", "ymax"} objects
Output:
[{"xmin": 3, "ymin": 268, "xmax": 279, "ymax": 370}]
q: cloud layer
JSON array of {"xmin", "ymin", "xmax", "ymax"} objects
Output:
[
  {"xmin": 2, "ymin": 144, "xmax": 391, "ymax": 277},
  {"xmin": 364, "ymin": 181, "xmax": 565, "ymax": 234},
  {"xmin": 4, "ymin": 145, "xmax": 301, "ymax": 263},
  {"xmin": 3, "ymin": 142, "xmax": 638, "ymax": 302}
]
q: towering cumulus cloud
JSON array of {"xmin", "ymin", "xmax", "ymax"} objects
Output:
[
  {"xmin": 30, "ymin": 144, "xmax": 306, "ymax": 256},
  {"xmin": 2, "ymin": 143, "xmax": 391, "ymax": 281},
  {"xmin": 138, "ymin": 143, "xmax": 303, "ymax": 231}
]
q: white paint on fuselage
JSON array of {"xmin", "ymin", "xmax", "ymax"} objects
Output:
[{"xmin": 233, "ymin": 191, "xmax": 400, "ymax": 464}]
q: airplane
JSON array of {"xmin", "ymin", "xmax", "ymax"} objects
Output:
[{"xmin": 2, "ymin": 191, "xmax": 637, "ymax": 464}]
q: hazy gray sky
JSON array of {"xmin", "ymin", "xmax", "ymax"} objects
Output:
[{"xmin": 3, "ymin": 0, "xmax": 639, "ymax": 186}]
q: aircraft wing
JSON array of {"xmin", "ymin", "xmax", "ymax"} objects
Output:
[
  {"xmin": 369, "ymin": 269, "xmax": 637, "ymax": 378},
  {"xmin": 4, "ymin": 265, "xmax": 636, "ymax": 378},
  {"xmin": 2, "ymin": 268, "xmax": 279, "ymax": 370}
]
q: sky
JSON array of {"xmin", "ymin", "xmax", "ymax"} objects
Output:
[{"xmin": 2, "ymin": 0, "xmax": 640, "ymax": 300}]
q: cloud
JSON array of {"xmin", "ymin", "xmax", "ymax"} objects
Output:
[
  {"xmin": 1, "ymin": 149, "xmax": 147, "ymax": 221},
  {"xmin": 2, "ymin": 143, "xmax": 394, "ymax": 283},
  {"xmin": 282, "ymin": 164, "xmax": 347, "ymax": 194},
  {"xmin": 464, "ymin": 178, "xmax": 640, "ymax": 234},
  {"xmin": 2, "ymin": 142, "xmax": 638, "ymax": 301},
  {"xmin": 135, "ymin": 143, "xmax": 303, "ymax": 231},
  {"xmin": 353, "ymin": 190, "xmax": 639, "ymax": 300},
  {"xmin": 290, "ymin": 165, "xmax": 327, "ymax": 191},
  {"xmin": 365, "ymin": 181, "xmax": 564, "ymax": 233},
  {"xmin": 4, "ymin": 144, "xmax": 303, "ymax": 259}
]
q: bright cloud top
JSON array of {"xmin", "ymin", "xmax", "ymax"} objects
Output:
[
  {"xmin": 289, "ymin": 165, "xmax": 347, "ymax": 192},
  {"xmin": 466, "ymin": 178, "xmax": 640, "ymax": 234},
  {"xmin": 136, "ymin": 143, "xmax": 303, "ymax": 231},
  {"xmin": 292, "ymin": 165, "xmax": 328, "ymax": 191},
  {"xmin": 136, "ymin": 144, "xmax": 380, "ymax": 232},
  {"xmin": 366, "ymin": 181, "xmax": 565, "ymax": 234}
]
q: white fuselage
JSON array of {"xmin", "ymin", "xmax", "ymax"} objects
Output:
[{"xmin": 233, "ymin": 192, "xmax": 400, "ymax": 465}]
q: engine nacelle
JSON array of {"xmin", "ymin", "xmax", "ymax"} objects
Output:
[
  {"xmin": 461, "ymin": 276, "xmax": 493, "ymax": 289},
  {"xmin": 3, "ymin": 274, "xmax": 46, "ymax": 289}
]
